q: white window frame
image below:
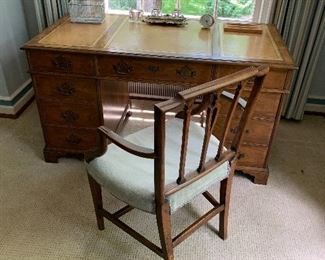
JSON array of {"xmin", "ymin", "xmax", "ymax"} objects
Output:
[
  {"xmin": 252, "ymin": 0, "xmax": 274, "ymax": 23},
  {"xmin": 105, "ymin": 0, "xmax": 274, "ymax": 23}
]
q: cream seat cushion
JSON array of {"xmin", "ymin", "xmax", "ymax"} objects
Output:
[{"xmin": 87, "ymin": 118, "xmax": 229, "ymax": 214}]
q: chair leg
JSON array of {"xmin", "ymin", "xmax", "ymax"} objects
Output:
[
  {"xmin": 126, "ymin": 99, "xmax": 132, "ymax": 117},
  {"xmin": 219, "ymin": 173, "xmax": 234, "ymax": 240},
  {"xmin": 156, "ymin": 203, "xmax": 174, "ymax": 260},
  {"xmin": 87, "ymin": 174, "xmax": 105, "ymax": 230}
]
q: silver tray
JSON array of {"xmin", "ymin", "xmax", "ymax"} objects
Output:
[{"xmin": 142, "ymin": 15, "xmax": 187, "ymax": 26}]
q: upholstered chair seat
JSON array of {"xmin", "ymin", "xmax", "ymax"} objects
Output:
[{"xmin": 87, "ymin": 118, "xmax": 229, "ymax": 214}]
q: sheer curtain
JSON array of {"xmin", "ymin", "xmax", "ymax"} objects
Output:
[{"xmin": 270, "ymin": 0, "xmax": 325, "ymax": 120}]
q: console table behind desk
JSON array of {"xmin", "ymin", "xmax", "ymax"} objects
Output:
[{"xmin": 22, "ymin": 14, "xmax": 296, "ymax": 185}]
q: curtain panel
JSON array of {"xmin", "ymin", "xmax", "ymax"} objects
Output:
[
  {"xmin": 271, "ymin": 0, "xmax": 325, "ymax": 120},
  {"xmin": 30, "ymin": 0, "xmax": 69, "ymax": 32}
]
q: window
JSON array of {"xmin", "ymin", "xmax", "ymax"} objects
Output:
[
  {"xmin": 105, "ymin": 0, "xmax": 272, "ymax": 23},
  {"xmin": 162, "ymin": 0, "xmax": 216, "ymax": 17}
]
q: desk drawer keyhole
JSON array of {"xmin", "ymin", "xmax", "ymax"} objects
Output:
[
  {"xmin": 52, "ymin": 55, "xmax": 72, "ymax": 71},
  {"xmin": 65, "ymin": 134, "xmax": 82, "ymax": 145},
  {"xmin": 57, "ymin": 83, "xmax": 75, "ymax": 96},
  {"xmin": 113, "ymin": 60, "xmax": 133, "ymax": 75},
  {"xmin": 61, "ymin": 110, "xmax": 79, "ymax": 123},
  {"xmin": 176, "ymin": 65, "xmax": 196, "ymax": 79}
]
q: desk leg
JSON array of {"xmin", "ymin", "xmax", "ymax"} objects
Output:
[
  {"xmin": 43, "ymin": 147, "xmax": 85, "ymax": 163},
  {"xmin": 236, "ymin": 166, "xmax": 269, "ymax": 185},
  {"xmin": 44, "ymin": 147, "xmax": 59, "ymax": 163},
  {"xmin": 252, "ymin": 167, "xmax": 269, "ymax": 185}
]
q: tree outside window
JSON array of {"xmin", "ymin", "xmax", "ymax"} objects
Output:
[
  {"xmin": 107, "ymin": 0, "xmax": 255, "ymax": 20},
  {"xmin": 218, "ymin": 0, "xmax": 254, "ymax": 19}
]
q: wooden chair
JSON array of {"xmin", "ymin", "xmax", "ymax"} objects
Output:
[{"xmin": 85, "ymin": 65, "xmax": 269, "ymax": 260}]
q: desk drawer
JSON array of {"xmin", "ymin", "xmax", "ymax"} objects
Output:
[
  {"xmin": 39, "ymin": 101, "xmax": 100, "ymax": 127},
  {"xmin": 97, "ymin": 56, "xmax": 214, "ymax": 84},
  {"xmin": 45, "ymin": 126, "xmax": 98, "ymax": 151},
  {"xmin": 213, "ymin": 116, "xmax": 274, "ymax": 146},
  {"xmin": 251, "ymin": 92, "xmax": 281, "ymax": 120},
  {"xmin": 217, "ymin": 65, "xmax": 287, "ymax": 90},
  {"xmin": 215, "ymin": 138, "xmax": 268, "ymax": 168},
  {"xmin": 28, "ymin": 50, "xmax": 96, "ymax": 76},
  {"xmin": 34, "ymin": 75, "xmax": 97, "ymax": 104},
  {"xmin": 218, "ymin": 91, "xmax": 281, "ymax": 120}
]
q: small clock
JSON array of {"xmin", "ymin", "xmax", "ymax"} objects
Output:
[{"xmin": 200, "ymin": 14, "xmax": 215, "ymax": 29}]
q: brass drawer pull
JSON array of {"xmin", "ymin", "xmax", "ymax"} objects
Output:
[
  {"xmin": 248, "ymin": 77, "xmax": 255, "ymax": 85},
  {"xmin": 230, "ymin": 126, "xmax": 239, "ymax": 134},
  {"xmin": 57, "ymin": 83, "xmax": 75, "ymax": 96},
  {"xmin": 61, "ymin": 110, "xmax": 79, "ymax": 123},
  {"xmin": 147, "ymin": 65, "xmax": 159, "ymax": 73},
  {"xmin": 176, "ymin": 65, "xmax": 196, "ymax": 79},
  {"xmin": 52, "ymin": 55, "xmax": 72, "ymax": 71},
  {"xmin": 230, "ymin": 126, "xmax": 250, "ymax": 134},
  {"xmin": 113, "ymin": 60, "xmax": 133, "ymax": 75},
  {"xmin": 65, "ymin": 134, "xmax": 82, "ymax": 145}
]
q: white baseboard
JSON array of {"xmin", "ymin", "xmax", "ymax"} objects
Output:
[
  {"xmin": 0, "ymin": 79, "xmax": 34, "ymax": 116},
  {"xmin": 304, "ymin": 103, "xmax": 325, "ymax": 113},
  {"xmin": 0, "ymin": 79, "xmax": 32, "ymax": 101},
  {"xmin": 305, "ymin": 95, "xmax": 325, "ymax": 113},
  {"xmin": 308, "ymin": 95, "xmax": 325, "ymax": 100}
]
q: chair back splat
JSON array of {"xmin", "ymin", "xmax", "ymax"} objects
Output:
[
  {"xmin": 86, "ymin": 65, "xmax": 269, "ymax": 260},
  {"xmin": 158, "ymin": 66, "xmax": 269, "ymax": 199}
]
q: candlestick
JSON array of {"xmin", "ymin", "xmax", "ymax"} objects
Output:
[{"xmin": 176, "ymin": 0, "xmax": 181, "ymax": 11}]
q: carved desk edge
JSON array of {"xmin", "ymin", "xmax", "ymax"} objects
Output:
[{"xmin": 22, "ymin": 16, "xmax": 296, "ymax": 70}]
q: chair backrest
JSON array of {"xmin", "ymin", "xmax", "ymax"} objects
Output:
[{"xmin": 153, "ymin": 65, "xmax": 269, "ymax": 204}]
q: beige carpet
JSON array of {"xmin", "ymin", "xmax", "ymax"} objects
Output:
[{"xmin": 0, "ymin": 101, "xmax": 324, "ymax": 260}]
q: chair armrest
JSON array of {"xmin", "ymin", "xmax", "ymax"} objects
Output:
[{"xmin": 98, "ymin": 126, "xmax": 156, "ymax": 159}]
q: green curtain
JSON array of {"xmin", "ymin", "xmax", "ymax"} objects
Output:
[{"xmin": 271, "ymin": 0, "xmax": 325, "ymax": 120}]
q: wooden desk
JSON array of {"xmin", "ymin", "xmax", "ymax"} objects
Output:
[{"xmin": 23, "ymin": 14, "xmax": 295, "ymax": 185}]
